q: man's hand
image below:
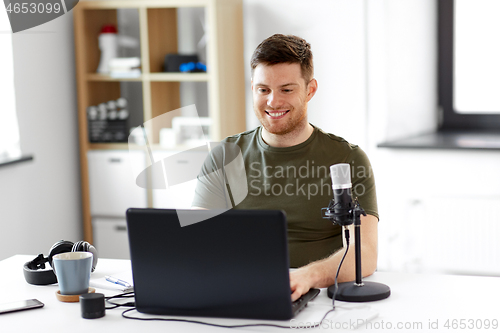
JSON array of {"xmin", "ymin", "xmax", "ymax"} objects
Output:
[{"xmin": 290, "ymin": 266, "xmax": 316, "ymax": 302}]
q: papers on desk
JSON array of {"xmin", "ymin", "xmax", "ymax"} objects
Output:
[{"xmin": 90, "ymin": 271, "xmax": 134, "ymax": 293}]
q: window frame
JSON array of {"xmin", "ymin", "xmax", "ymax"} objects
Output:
[{"xmin": 438, "ymin": 0, "xmax": 500, "ymax": 131}]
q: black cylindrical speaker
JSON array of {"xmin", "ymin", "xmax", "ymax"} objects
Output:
[{"xmin": 80, "ymin": 293, "xmax": 105, "ymax": 319}]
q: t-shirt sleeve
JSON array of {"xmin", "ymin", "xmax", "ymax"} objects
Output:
[
  {"xmin": 345, "ymin": 147, "xmax": 379, "ymax": 220},
  {"xmin": 191, "ymin": 151, "xmax": 232, "ymax": 209},
  {"xmin": 191, "ymin": 141, "xmax": 248, "ymax": 209}
]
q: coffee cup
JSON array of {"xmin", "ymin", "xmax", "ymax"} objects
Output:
[{"xmin": 53, "ymin": 252, "xmax": 93, "ymax": 295}]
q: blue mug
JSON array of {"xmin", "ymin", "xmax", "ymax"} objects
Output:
[{"xmin": 53, "ymin": 252, "xmax": 93, "ymax": 295}]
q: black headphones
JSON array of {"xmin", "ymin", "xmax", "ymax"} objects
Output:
[{"xmin": 23, "ymin": 240, "xmax": 98, "ymax": 286}]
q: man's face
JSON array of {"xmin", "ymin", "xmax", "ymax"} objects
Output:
[{"xmin": 252, "ymin": 63, "xmax": 315, "ymax": 136}]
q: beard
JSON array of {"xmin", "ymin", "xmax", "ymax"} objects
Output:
[{"xmin": 254, "ymin": 104, "xmax": 308, "ymax": 136}]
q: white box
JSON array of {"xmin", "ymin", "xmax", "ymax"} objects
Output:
[
  {"xmin": 88, "ymin": 150, "xmax": 147, "ymax": 216},
  {"xmin": 92, "ymin": 217, "xmax": 130, "ymax": 259},
  {"xmin": 151, "ymin": 150, "xmax": 205, "ymax": 209}
]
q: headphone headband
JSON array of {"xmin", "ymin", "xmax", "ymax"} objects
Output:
[{"xmin": 23, "ymin": 240, "xmax": 98, "ymax": 285}]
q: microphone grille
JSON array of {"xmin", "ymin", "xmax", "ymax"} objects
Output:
[{"xmin": 330, "ymin": 163, "xmax": 351, "ymax": 189}]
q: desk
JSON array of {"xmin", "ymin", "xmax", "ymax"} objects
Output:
[{"xmin": 2, "ymin": 255, "xmax": 499, "ymax": 332}]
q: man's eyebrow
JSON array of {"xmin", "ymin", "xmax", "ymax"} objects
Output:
[{"xmin": 254, "ymin": 83, "xmax": 300, "ymax": 88}]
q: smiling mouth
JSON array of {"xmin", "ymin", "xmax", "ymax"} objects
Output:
[{"xmin": 265, "ymin": 110, "xmax": 289, "ymax": 119}]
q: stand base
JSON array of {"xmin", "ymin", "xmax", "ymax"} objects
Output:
[{"xmin": 327, "ymin": 281, "xmax": 390, "ymax": 302}]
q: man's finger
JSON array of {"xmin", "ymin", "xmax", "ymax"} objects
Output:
[{"xmin": 291, "ymin": 288, "xmax": 305, "ymax": 302}]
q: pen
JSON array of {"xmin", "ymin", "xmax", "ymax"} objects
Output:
[{"xmin": 105, "ymin": 275, "xmax": 131, "ymax": 288}]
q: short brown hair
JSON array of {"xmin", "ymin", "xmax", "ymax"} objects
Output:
[{"xmin": 250, "ymin": 34, "xmax": 314, "ymax": 82}]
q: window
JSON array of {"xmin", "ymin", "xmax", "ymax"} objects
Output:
[
  {"xmin": 0, "ymin": 8, "xmax": 22, "ymax": 162},
  {"xmin": 439, "ymin": 0, "xmax": 500, "ymax": 130}
]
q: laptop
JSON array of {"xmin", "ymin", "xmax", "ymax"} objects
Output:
[{"xmin": 126, "ymin": 208, "xmax": 320, "ymax": 320}]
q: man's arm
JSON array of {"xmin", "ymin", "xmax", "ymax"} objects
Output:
[{"xmin": 289, "ymin": 214, "xmax": 378, "ymax": 301}]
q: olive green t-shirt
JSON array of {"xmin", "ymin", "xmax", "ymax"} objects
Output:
[{"xmin": 192, "ymin": 124, "xmax": 378, "ymax": 268}]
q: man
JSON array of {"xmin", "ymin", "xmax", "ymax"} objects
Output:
[{"xmin": 192, "ymin": 34, "xmax": 379, "ymax": 302}]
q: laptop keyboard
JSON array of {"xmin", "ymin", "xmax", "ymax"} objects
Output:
[{"xmin": 291, "ymin": 288, "xmax": 320, "ymax": 315}]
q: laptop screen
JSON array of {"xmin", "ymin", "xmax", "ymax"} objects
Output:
[{"xmin": 126, "ymin": 208, "xmax": 295, "ymax": 320}]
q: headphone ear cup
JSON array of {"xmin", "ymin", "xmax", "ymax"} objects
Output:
[
  {"xmin": 88, "ymin": 243, "xmax": 98, "ymax": 272},
  {"xmin": 72, "ymin": 240, "xmax": 86, "ymax": 252},
  {"xmin": 47, "ymin": 240, "xmax": 74, "ymax": 268},
  {"xmin": 73, "ymin": 241, "xmax": 98, "ymax": 272}
]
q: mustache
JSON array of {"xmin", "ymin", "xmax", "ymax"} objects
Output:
[{"xmin": 259, "ymin": 106, "xmax": 292, "ymax": 111}]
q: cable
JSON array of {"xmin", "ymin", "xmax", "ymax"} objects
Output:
[
  {"xmin": 121, "ymin": 307, "xmax": 336, "ymax": 329},
  {"xmin": 331, "ymin": 226, "xmax": 350, "ymax": 309},
  {"xmin": 105, "ymin": 292, "xmax": 136, "ymax": 310}
]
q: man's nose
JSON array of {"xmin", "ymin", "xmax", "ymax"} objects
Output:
[{"xmin": 267, "ymin": 92, "xmax": 283, "ymax": 109}]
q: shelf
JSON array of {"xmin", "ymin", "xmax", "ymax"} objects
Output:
[
  {"xmin": 88, "ymin": 143, "xmax": 208, "ymax": 151},
  {"xmin": 148, "ymin": 72, "xmax": 209, "ymax": 82},
  {"xmin": 89, "ymin": 143, "xmax": 130, "ymax": 150},
  {"xmin": 78, "ymin": 0, "xmax": 210, "ymax": 10},
  {"xmin": 86, "ymin": 73, "xmax": 143, "ymax": 81},
  {"xmin": 86, "ymin": 72, "xmax": 210, "ymax": 82}
]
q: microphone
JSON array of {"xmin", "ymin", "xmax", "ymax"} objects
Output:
[
  {"xmin": 330, "ymin": 164, "xmax": 354, "ymax": 226},
  {"xmin": 323, "ymin": 163, "xmax": 391, "ymax": 303}
]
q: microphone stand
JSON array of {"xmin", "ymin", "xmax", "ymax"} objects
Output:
[{"xmin": 323, "ymin": 199, "xmax": 391, "ymax": 302}]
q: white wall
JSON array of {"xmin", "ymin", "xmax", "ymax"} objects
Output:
[
  {"xmin": 366, "ymin": 0, "xmax": 438, "ymax": 271},
  {"xmin": 0, "ymin": 13, "xmax": 81, "ymax": 260},
  {"xmin": 366, "ymin": 0, "xmax": 437, "ymax": 147}
]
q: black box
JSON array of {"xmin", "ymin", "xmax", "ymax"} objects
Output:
[
  {"xmin": 88, "ymin": 119, "xmax": 128, "ymax": 143},
  {"xmin": 164, "ymin": 54, "xmax": 199, "ymax": 72}
]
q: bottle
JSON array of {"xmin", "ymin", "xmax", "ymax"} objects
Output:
[{"xmin": 97, "ymin": 25, "xmax": 118, "ymax": 74}]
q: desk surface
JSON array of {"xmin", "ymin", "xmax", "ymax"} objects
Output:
[{"xmin": 2, "ymin": 255, "xmax": 499, "ymax": 332}]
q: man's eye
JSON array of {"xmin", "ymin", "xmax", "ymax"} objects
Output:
[
  {"xmin": 283, "ymin": 89, "xmax": 293, "ymax": 93},
  {"xmin": 258, "ymin": 88, "xmax": 269, "ymax": 93}
]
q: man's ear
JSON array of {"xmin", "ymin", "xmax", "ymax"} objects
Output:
[{"xmin": 306, "ymin": 78, "xmax": 318, "ymax": 102}]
